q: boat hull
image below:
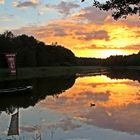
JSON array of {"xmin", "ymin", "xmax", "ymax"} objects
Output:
[{"xmin": 0, "ymin": 86, "xmax": 33, "ymax": 95}]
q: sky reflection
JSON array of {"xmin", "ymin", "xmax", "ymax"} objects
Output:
[
  {"xmin": 1, "ymin": 74, "xmax": 140, "ymax": 140},
  {"xmin": 38, "ymin": 75, "xmax": 140, "ymax": 135}
]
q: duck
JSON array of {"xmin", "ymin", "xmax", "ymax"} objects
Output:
[{"xmin": 90, "ymin": 103, "xmax": 96, "ymax": 107}]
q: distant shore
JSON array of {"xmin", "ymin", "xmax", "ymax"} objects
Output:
[{"xmin": 0, "ymin": 66, "xmax": 140, "ymax": 81}]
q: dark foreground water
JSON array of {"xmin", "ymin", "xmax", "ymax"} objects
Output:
[{"xmin": 0, "ymin": 69, "xmax": 140, "ymax": 140}]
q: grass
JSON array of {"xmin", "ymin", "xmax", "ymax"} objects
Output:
[
  {"xmin": 1, "ymin": 66, "xmax": 140, "ymax": 81},
  {"xmin": 0, "ymin": 66, "xmax": 107, "ymax": 81}
]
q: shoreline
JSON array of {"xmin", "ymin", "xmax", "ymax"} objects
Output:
[
  {"xmin": 0, "ymin": 66, "xmax": 140, "ymax": 81},
  {"xmin": 0, "ymin": 66, "xmax": 107, "ymax": 81}
]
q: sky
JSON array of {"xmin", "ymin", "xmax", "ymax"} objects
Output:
[{"xmin": 0, "ymin": 0, "xmax": 140, "ymax": 58}]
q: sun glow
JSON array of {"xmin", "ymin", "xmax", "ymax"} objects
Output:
[
  {"xmin": 43, "ymin": 22, "xmax": 139, "ymax": 58},
  {"xmin": 74, "ymin": 49, "xmax": 139, "ymax": 58}
]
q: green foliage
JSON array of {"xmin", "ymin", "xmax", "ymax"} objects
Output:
[
  {"xmin": 82, "ymin": 0, "xmax": 140, "ymax": 19},
  {"xmin": 0, "ymin": 31, "xmax": 76, "ymax": 68}
]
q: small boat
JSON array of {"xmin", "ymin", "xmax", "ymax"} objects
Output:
[
  {"xmin": 1, "ymin": 53, "xmax": 33, "ymax": 96},
  {"xmin": 0, "ymin": 86, "xmax": 33, "ymax": 95}
]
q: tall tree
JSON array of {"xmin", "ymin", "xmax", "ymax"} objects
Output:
[{"xmin": 82, "ymin": 0, "xmax": 140, "ymax": 20}]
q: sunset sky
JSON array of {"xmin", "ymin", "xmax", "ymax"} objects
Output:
[{"xmin": 0, "ymin": 0, "xmax": 140, "ymax": 58}]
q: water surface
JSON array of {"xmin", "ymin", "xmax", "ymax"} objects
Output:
[{"xmin": 0, "ymin": 70, "xmax": 140, "ymax": 140}]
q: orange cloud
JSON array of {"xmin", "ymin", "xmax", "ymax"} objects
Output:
[
  {"xmin": 13, "ymin": 6, "xmax": 140, "ymax": 58},
  {"xmin": 0, "ymin": 0, "xmax": 4, "ymax": 4},
  {"xmin": 124, "ymin": 44, "xmax": 140, "ymax": 50},
  {"xmin": 75, "ymin": 30, "xmax": 110, "ymax": 41}
]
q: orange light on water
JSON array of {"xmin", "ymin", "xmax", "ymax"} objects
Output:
[{"xmin": 39, "ymin": 75, "xmax": 140, "ymax": 109}]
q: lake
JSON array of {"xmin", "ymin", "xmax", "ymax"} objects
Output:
[{"xmin": 0, "ymin": 69, "xmax": 140, "ymax": 140}]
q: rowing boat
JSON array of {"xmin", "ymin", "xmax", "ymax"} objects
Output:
[{"xmin": 0, "ymin": 86, "xmax": 33, "ymax": 94}]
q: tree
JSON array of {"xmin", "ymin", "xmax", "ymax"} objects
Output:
[
  {"xmin": 0, "ymin": 31, "xmax": 15, "ymax": 39},
  {"xmin": 0, "ymin": 32, "xmax": 76, "ymax": 68},
  {"xmin": 82, "ymin": 0, "xmax": 140, "ymax": 20}
]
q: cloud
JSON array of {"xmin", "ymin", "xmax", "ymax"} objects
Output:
[
  {"xmin": 0, "ymin": 14, "xmax": 15, "ymax": 21},
  {"xmin": 47, "ymin": 117, "xmax": 81, "ymax": 131},
  {"xmin": 124, "ymin": 44, "xmax": 140, "ymax": 50},
  {"xmin": 73, "ymin": 6, "xmax": 110, "ymax": 24},
  {"xmin": 20, "ymin": 125, "xmax": 39, "ymax": 133},
  {"xmin": 13, "ymin": 0, "xmax": 39, "ymax": 8},
  {"xmin": 119, "ymin": 16, "xmax": 140, "ymax": 27},
  {"xmin": 0, "ymin": 0, "xmax": 4, "ymax": 4},
  {"xmin": 52, "ymin": 27, "xmax": 67, "ymax": 37},
  {"xmin": 73, "ymin": 44, "xmax": 98, "ymax": 50},
  {"xmin": 135, "ymin": 31, "xmax": 140, "ymax": 37},
  {"xmin": 80, "ymin": 103, "xmax": 140, "ymax": 135},
  {"xmin": 45, "ymin": 1, "xmax": 80, "ymax": 16},
  {"xmin": 78, "ymin": 91, "xmax": 110, "ymax": 102},
  {"xmin": 93, "ymin": 30, "xmax": 110, "ymax": 40},
  {"xmin": 82, "ymin": 44, "xmax": 140, "ymax": 50},
  {"xmin": 76, "ymin": 30, "xmax": 110, "ymax": 41},
  {"xmin": 12, "ymin": 3, "xmax": 140, "ymax": 57}
]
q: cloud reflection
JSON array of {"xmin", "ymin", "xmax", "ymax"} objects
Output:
[{"xmin": 38, "ymin": 75, "xmax": 140, "ymax": 135}]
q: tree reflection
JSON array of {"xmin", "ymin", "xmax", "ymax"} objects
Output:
[
  {"xmin": 105, "ymin": 68, "xmax": 140, "ymax": 83},
  {"xmin": 1, "ymin": 68, "xmax": 140, "ymax": 114},
  {"xmin": 0, "ymin": 75, "xmax": 76, "ymax": 113}
]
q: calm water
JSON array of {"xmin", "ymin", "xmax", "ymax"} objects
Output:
[{"xmin": 0, "ymin": 70, "xmax": 140, "ymax": 140}]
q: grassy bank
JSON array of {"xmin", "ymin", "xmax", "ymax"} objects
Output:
[
  {"xmin": 1, "ymin": 66, "xmax": 140, "ymax": 81},
  {"xmin": 0, "ymin": 66, "xmax": 107, "ymax": 81}
]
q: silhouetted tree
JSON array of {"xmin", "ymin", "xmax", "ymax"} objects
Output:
[
  {"xmin": 76, "ymin": 52, "xmax": 140, "ymax": 66},
  {"xmin": 0, "ymin": 31, "xmax": 140, "ymax": 68},
  {"xmin": 82, "ymin": 0, "xmax": 140, "ymax": 19},
  {"xmin": 0, "ymin": 31, "xmax": 76, "ymax": 68},
  {"xmin": 0, "ymin": 75, "xmax": 76, "ymax": 113}
]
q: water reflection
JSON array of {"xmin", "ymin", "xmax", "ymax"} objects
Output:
[
  {"xmin": 0, "ymin": 75, "xmax": 76, "ymax": 112},
  {"xmin": 0, "ymin": 70, "xmax": 140, "ymax": 139},
  {"xmin": 106, "ymin": 68, "xmax": 140, "ymax": 83},
  {"xmin": 38, "ymin": 70, "xmax": 140, "ymax": 136}
]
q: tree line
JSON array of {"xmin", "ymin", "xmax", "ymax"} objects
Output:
[
  {"xmin": 0, "ymin": 31, "xmax": 76, "ymax": 68},
  {"xmin": 76, "ymin": 52, "xmax": 140, "ymax": 66},
  {"xmin": 0, "ymin": 31, "xmax": 140, "ymax": 68}
]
